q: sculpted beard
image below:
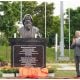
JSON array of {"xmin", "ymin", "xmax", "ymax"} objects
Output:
[
  {"xmin": 25, "ymin": 24, "xmax": 32, "ymax": 31},
  {"xmin": 24, "ymin": 20, "xmax": 32, "ymax": 31}
]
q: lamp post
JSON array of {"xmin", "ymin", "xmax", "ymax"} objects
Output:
[
  {"xmin": 0, "ymin": 2, "xmax": 4, "ymax": 36},
  {"xmin": 0, "ymin": 11, "xmax": 4, "ymax": 37},
  {"xmin": 0, "ymin": 3, "xmax": 5, "ymax": 60},
  {"xmin": 68, "ymin": 8, "xmax": 71, "ymax": 59},
  {"xmin": 14, "ymin": 1, "xmax": 23, "ymax": 38},
  {"xmin": 55, "ymin": 33, "xmax": 58, "ymax": 62},
  {"xmin": 45, "ymin": 1, "xmax": 46, "ymax": 38},
  {"xmin": 20, "ymin": 1, "xmax": 22, "ymax": 25},
  {"xmin": 59, "ymin": 1, "xmax": 70, "ymax": 61},
  {"xmin": 60, "ymin": 1, "xmax": 64, "ymax": 57},
  {"xmin": 0, "ymin": 11, "xmax": 4, "ymax": 39}
]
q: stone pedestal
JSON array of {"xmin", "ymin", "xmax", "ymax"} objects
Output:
[{"xmin": 9, "ymin": 38, "xmax": 46, "ymax": 67}]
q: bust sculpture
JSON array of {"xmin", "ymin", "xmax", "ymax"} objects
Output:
[{"xmin": 19, "ymin": 14, "xmax": 41, "ymax": 38}]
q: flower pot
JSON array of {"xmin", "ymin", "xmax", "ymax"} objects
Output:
[
  {"xmin": 48, "ymin": 73, "xmax": 55, "ymax": 78},
  {"xmin": 2, "ymin": 73, "xmax": 15, "ymax": 77}
]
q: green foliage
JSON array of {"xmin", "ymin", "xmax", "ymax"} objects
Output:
[
  {"xmin": 0, "ymin": 37, "xmax": 8, "ymax": 46},
  {"xmin": 0, "ymin": 1, "xmax": 56, "ymax": 46},
  {"xmin": 46, "ymin": 47, "xmax": 55, "ymax": 63},
  {"xmin": 0, "ymin": 71, "xmax": 2, "ymax": 77},
  {"xmin": 47, "ymin": 16, "xmax": 60, "ymax": 47},
  {"xmin": 0, "ymin": 2, "xmax": 18, "ymax": 38},
  {"xmin": 0, "ymin": 46, "xmax": 11, "ymax": 62},
  {"xmin": 48, "ymin": 68, "xmax": 55, "ymax": 73},
  {"xmin": 22, "ymin": 1, "xmax": 37, "ymax": 16},
  {"xmin": 53, "ymin": 16, "xmax": 60, "ymax": 34},
  {"xmin": 0, "ymin": 1, "xmax": 61, "ymax": 47},
  {"xmin": 0, "ymin": 56, "xmax": 4, "ymax": 61},
  {"xmin": 65, "ymin": 7, "xmax": 80, "ymax": 41},
  {"xmin": 47, "ymin": 34, "xmax": 55, "ymax": 47},
  {"xmin": 1, "ymin": 68, "xmax": 19, "ymax": 73},
  {"xmin": 55, "ymin": 70, "xmax": 76, "ymax": 78},
  {"xmin": 33, "ymin": 2, "xmax": 54, "ymax": 38}
]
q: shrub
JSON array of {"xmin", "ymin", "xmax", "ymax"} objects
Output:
[
  {"xmin": 0, "ymin": 56, "xmax": 4, "ymax": 62},
  {"xmin": 1, "ymin": 68, "xmax": 19, "ymax": 73},
  {"xmin": 0, "ymin": 71, "xmax": 2, "ymax": 77},
  {"xmin": 48, "ymin": 68, "xmax": 56, "ymax": 73}
]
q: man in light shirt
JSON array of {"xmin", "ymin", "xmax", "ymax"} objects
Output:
[{"xmin": 71, "ymin": 31, "xmax": 80, "ymax": 78}]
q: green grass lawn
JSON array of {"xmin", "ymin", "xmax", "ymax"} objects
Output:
[
  {"xmin": 46, "ymin": 47, "xmax": 74, "ymax": 63},
  {"xmin": 0, "ymin": 46, "xmax": 11, "ymax": 62},
  {"xmin": 55, "ymin": 70, "xmax": 76, "ymax": 78}
]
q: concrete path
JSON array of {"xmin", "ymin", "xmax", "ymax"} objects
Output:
[
  {"xmin": 47, "ymin": 63, "xmax": 76, "ymax": 70},
  {"xmin": 56, "ymin": 64, "xmax": 75, "ymax": 70}
]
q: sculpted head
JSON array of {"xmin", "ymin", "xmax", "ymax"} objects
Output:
[{"xmin": 22, "ymin": 14, "xmax": 33, "ymax": 30}]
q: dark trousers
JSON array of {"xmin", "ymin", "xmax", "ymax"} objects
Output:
[{"xmin": 75, "ymin": 56, "xmax": 80, "ymax": 76}]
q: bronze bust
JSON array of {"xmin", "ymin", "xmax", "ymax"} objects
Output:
[{"xmin": 19, "ymin": 14, "xmax": 41, "ymax": 38}]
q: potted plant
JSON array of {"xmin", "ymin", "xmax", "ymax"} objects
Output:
[
  {"xmin": 1, "ymin": 68, "xmax": 19, "ymax": 78},
  {"xmin": 48, "ymin": 68, "xmax": 55, "ymax": 78}
]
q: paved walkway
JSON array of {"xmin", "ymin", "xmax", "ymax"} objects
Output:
[
  {"xmin": 47, "ymin": 63, "xmax": 76, "ymax": 70},
  {"xmin": 57, "ymin": 63, "xmax": 75, "ymax": 70},
  {"xmin": 47, "ymin": 63, "xmax": 77, "ymax": 79}
]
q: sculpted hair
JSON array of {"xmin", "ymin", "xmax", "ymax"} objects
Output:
[{"xmin": 22, "ymin": 14, "xmax": 33, "ymax": 25}]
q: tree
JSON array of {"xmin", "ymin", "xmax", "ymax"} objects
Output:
[
  {"xmin": 0, "ymin": 1, "xmax": 37, "ymax": 38},
  {"xmin": 22, "ymin": 1, "xmax": 37, "ymax": 16},
  {"xmin": 48, "ymin": 16, "xmax": 60, "ymax": 47},
  {"xmin": 0, "ymin": 1, "xmax": 20, "ymax": 38},
  {"xmin": 33, "ymin": 2, "xmax": 54, "ymax": 37},
  {"xmin": 0, "ymin": 1, "xmax": 59, "ymax": 46},
  {"xmin": 65, "ymin": 7, "xmax": 80, "ymax": 40}
]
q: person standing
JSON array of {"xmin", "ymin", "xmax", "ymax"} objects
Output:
[{"xmin": 71, "ymin": 31, "xmax": 80, "ymax": 78}]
